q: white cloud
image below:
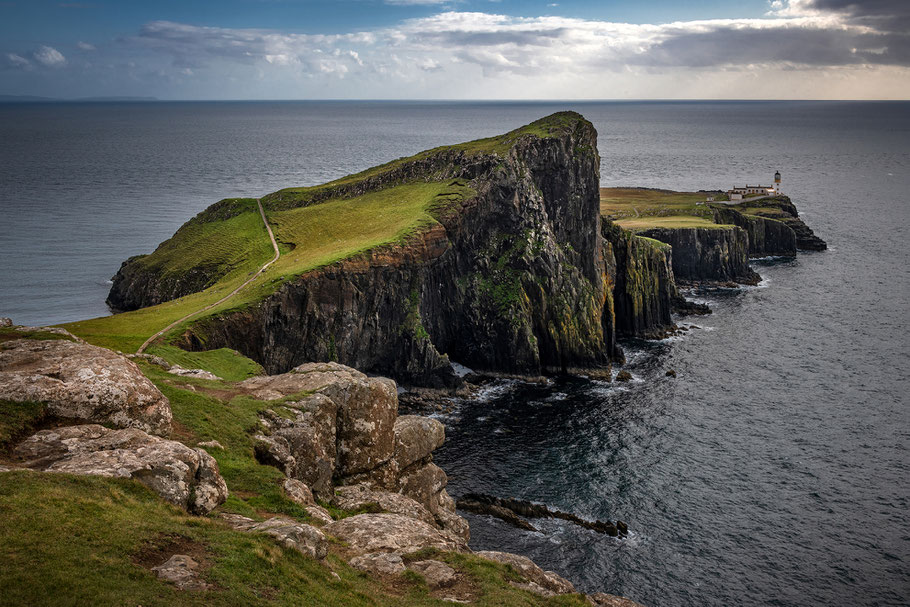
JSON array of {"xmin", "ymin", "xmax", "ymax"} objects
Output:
[
  {"xmin": 76, "ymin": 41, "xmax": 96, "ymax": 51},
  {"xmin": 5, "ymin": 53, "xmax": 31, "ymax": 69},
  {"xmin": 9, "ymin": 4, "xmax": 906, "ymax": 99},
  {"xmin": 33, "ymin": 45, "xmax": 66, "ymax": 67}
]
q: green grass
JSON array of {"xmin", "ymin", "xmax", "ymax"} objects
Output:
[
  {"xmin": 264, "ymin": 112, "xmax": 587, "ymax": 210},
  {"xmin": 0, "ymin": 327, "xmax": 76, "ymax": 344},
  {"xmin": 600, "ymin": 187, "xmax": 726, "ymax": 221},
  {"xmin": 0, "ymin": 400, "xmax": 48, "ymax": 452},
  {"xmin": 146, "ymin": 346, "xmax": 263, "ymax": 382},
  {"xmin": 63, "ymin": 181, "xmax": 474, "ymax": 354},
  {"xmin": 127, "ymin": 198, "xmax": 274, "ymax": 282},
  {"xmin": 617, "ymin": 215, "xmax": 726, "ymax": 230},
  {"xmin": 600, "ymin": 187, "xmax": 739, "ymax": 232}
]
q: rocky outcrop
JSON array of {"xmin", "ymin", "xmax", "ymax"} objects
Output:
[
  {"xmin": 242, "ymin": 362, "xmax": 469, "ymax": 542},
  {"xmin": 0, "ymin": 338, "xmax": 171, "ymax": 435},
  {"xmin": 324, "ymin": 513, "xmax": 467, "ymax": 554},
  {"xmin": 151, "ymin": 555, "xmax": 209, "ymax": 591},
  {"xmin": 349, "ymin": 552, "xmax": 407, "ymax": 576},
  {"xmin": 711, "ymin": 206, "xmax": 797, "ymax": 258},
  {"xmin": 457, "ymin": 493, "xmax": 627, "ymax": 537},
  {"xmin": 602, "ymin": 220, "xmax": 678, "ymax": 339},
  {"xmin": 637, "ymin": 226, "xmax": 760, "ymax": 286},
  {"xmin": 12, "ymin": 424, "xmax": 227, "ymax": 514},
  {"xmin": 589, "ymin": 594, "xmax": 649, "ymax": 607},
  {"xmin": 220, "ymin": 513, "xmax": 328, "ymax": 560},
  {"xmin": 476, "ymin": 551, "xmax": 576, "ymax": 596},
  {"xmin": 131, "ymin": 113, "xmax": 614, "ymax": 386},
  {"xmin": 243, "ymin": 362, "xmax": 396, "ymax": 497},
  {"xmin": 735, "ymin": 196, "xmax": 827, "ymax": 251},
  {"xmin": 410, "ymin": 559, "xmax": 457, "ymax": 588}
]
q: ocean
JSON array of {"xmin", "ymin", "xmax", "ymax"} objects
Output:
[{"xmin": 0, "ymin": 100, "xmax": 908, "ymax": 606}]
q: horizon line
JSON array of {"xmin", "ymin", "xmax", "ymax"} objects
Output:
[{"xmin": 2, "ymin": 96, "xmax": 909, "ymax": 103}]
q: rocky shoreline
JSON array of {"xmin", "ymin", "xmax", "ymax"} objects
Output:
[
  {"xmin": 0, "ymin": 323, "xmax": 644, "ymax": 605},
  {"xmin": 1, "ymin": 112, "xmax": 827, "ymax": 606}
]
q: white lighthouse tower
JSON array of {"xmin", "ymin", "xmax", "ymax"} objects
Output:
[{"xmin": 774, "ymin": 170, "xmax": 782, "ymax": 195}]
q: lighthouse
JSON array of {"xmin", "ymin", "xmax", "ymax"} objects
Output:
[{"xmin": 774, "ymin": 170, "xmax": 781, "ymax": 195}]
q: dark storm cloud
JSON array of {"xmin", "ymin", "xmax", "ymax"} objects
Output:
[
  {"xmin": 799, "ymin": 0, "xmax": 910, "ymax": 32},
  {"xmin": 633, "ymin": 25, "xmax": 910, "ymax": 68}
]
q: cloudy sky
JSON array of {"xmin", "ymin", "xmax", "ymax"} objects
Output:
[{"xmin": 1, "ymin": 0, "xmax": 908, "ymax": 99}]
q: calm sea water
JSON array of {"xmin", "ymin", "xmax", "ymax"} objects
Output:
[{"xmin": 1, "ymin": 101, "xmax": 908, "ymax": 605}]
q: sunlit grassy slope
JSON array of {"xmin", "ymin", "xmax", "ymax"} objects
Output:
[
  {"xmin": 62, "ymin": 112, "xmax": 585, "ymax": 354},
  {"xmin": 263, "ymin": 111, "xmax": 584, "ymax": 209},
  {"xmin": 128, "ymin": 198, "xmax": 275, "ymax": 282},
  {"xmin": 64, "ymin": 181, "xmax": 474, "ymax": 353},
  {"xmin": 600, "ymin": 187, "xmax": 731, "ymax": 231}
]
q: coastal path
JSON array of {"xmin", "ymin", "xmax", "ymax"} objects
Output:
[{"xmin": 136, "ymin": 198, "xmax": 280, "ymax": 354}]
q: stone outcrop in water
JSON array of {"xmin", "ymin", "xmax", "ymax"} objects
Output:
[
  {"xmin": 724, "ymin": 196, "xmax": 827, "ymax": 251},
  {"xmin": 457, "ymin": 492, "xmax": 628, "ymax": 537},
  {"xmin": 637, "ymin": 225, "xmax": 760, "ymax": 286},
  {"xmin": 711, "ymin": 206, "xmax": 797, "ymax": 258}
]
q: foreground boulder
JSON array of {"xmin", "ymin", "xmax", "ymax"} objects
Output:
[
  {"xmin": 0, "ymin": 339, "xmax": 171, "ymax": 435},
  {"xmin": 242, "ymin": 362, "xmax": 470, "ymax": 542},
  {"xmin": 242, "ymin": 362, "xmax": 396, "ymax": 495},
  {"xmin": 325, "ymin": 513, "xmax": 467, "ymax": 554},
  {"xmin": 13, "ymin": 424, "xmax": 226, "ymax": 514}
]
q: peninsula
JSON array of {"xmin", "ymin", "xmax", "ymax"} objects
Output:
[{"xmin": 0, "ymin": 112, "xmax": 825, "ymax": 606}]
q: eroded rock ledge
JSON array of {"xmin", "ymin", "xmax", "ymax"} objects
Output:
[{"xmin": 241, "ymin": 361, "xmax": 469, "ymax": 543}]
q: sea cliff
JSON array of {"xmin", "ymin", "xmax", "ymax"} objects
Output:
[{"xmin": 102, "ymin": 114, "xmax": 823, "ymax": 387}]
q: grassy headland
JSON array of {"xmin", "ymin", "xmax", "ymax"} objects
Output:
[
  {"xmin": 600, "ymin": 187, "xmax": 731, "ymax": 231},
  {"xmin": 63, "ymin": 181, "xmax": 474, "ymax": 355}
]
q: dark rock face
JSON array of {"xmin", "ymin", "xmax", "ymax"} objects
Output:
[
  {"xmin": 638, "ymin": 226, "xmax": 761, "ymax": 286},
  {"xmin": 602, "ymin": 220, "xmax": 678, "ymax": 339},
  {"xmin": 107, "ymin": 255, "xmax": 220, "ymax": 312},
  {"xmin": 179, "ymin": 113, "xmax": 612, "ymax": 386},
  {"xmin": 712, "ymin": 207, "xmax": 797, "ymax": 258},
  {"xmin": 724, "ymin": 196, "xmax": 827, "ymax": 251}
]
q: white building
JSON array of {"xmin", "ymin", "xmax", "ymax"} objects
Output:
[{"xmin": 727, "ymin": 171, "xmax": 781, "ymax": 199}]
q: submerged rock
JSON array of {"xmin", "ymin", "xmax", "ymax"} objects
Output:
[
  {"xmin": 0, "ymin": 339, "xmax": 172, "ymax": 435},
  {"xmin": 14, "ymin": 424, "xmax": 227, "ymax": 514}
]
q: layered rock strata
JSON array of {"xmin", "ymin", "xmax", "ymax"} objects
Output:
[
  {"xmin": 711, "ymin": 207, "xmax": 796, "ymax": 258},
  {"xmin": 241, "ymin": 361, "xmax": 469, "ymax": 543},
  {"xmin": 637, "ymin": 225, "xmax": 760, "ymax": 286},
  {"xmin": 117, "ymin": 114, "xmax": 614, "ymax": 386}
]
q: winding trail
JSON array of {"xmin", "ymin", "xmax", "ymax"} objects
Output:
[{"xmin": 136, "ymin": 198, "xmax": 280, "ymax": 354}]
